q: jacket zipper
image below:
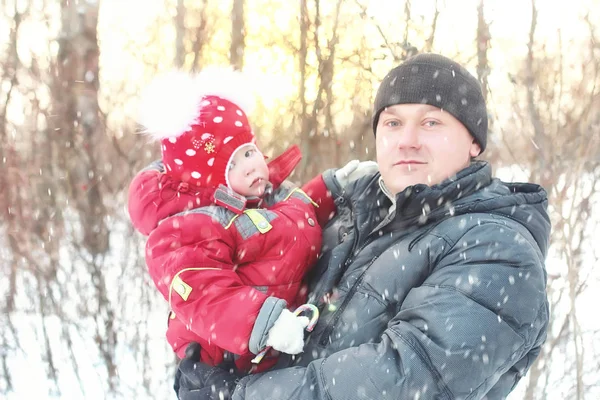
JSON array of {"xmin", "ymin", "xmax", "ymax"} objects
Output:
[
  {"xmin": 317, "ymin": 187, "xmax": 394, "ymax": 346},
  {"xmin": 318, "ymin": 233, "xmax": 379, "ymax": 346}
]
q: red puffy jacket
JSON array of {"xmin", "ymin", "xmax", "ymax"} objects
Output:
[{"xmin": 128, "ymin": 146, "xmax": 334, "ymax": 372}]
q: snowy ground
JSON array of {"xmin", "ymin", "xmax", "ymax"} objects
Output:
[
  {"xmin": 4, "ymin": 312, "xmax": 175, "ymax": 400},
  {"xmin": 4, "ymin": 311, "xmax": 534, "ymax": 400},
  {"xmin": 4, "ymin": 166, "xmax": 596, "ymax": 399}
]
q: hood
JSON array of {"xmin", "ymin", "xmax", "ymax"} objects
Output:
[
  {"xmin": 354, "ymin": 161, "xmax": 551, "ymax": 258},
  {"xmin": 454, "ymin": 177, "xmax": 551, "ymax": 259},
  {"xmin": 127, "ymin": 145, "xmax": 303, "ymax": 236}
]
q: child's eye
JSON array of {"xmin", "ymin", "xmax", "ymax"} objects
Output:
[
  {"xmin": 228, "ymin": 162, "xmax": 235, "ymax": 171},
  {"xmin": 245, "ymin": 149, "xmax": 254, "ymax": 157}
]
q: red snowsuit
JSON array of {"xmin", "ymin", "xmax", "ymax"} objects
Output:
[{"xmin": 128, "ymin": 146, "xmax": 334, "ymax": 372}]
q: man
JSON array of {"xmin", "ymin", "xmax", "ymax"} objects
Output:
[{"xmin": 175, "ymin": 53, "xmax": 551, "ymax": 400}]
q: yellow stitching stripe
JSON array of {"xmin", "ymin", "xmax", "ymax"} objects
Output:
[
  {"xmin": 243, "ymin": 209, "xmax": 272, "ymax": 233},
  {"xmin": 224, "ymin": 215, "xmax": 239, "ymax": 229},
  {"xmin": 284, "ymin": 187, "xmax": 319, "ymax": 207}
]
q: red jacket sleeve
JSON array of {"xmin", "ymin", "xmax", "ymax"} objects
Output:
[
  {"xmin": 146, "ymin": 212, "xmax": 269, "ymax": 356},
  {"xmin": 302, "ymin": 174, "xmax": 336, "ymax": 227},
  {"xmin": 127, "ymin": 162, "xmax": 215, "ymax": 236}
]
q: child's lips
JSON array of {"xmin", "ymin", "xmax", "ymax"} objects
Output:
[{"xmin": 250, "ymin": 178, "xmax": 262, "ymax": 188}]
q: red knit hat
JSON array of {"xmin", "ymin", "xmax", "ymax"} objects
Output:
[{"xmin": 138, "ymin": 69, "xmax": 256, "ymax": 189}]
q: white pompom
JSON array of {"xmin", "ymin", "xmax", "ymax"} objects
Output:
[
  {"xmin": 138, "ymin": 71, "xmax": 202, "ymax": 140},
  {"xmin": 138, "ymin": 68, "xmax": 256, "ymax": 141},
  {"xmin": 194, "ymin": 66, "xmax": 255, "ymax": 115}
]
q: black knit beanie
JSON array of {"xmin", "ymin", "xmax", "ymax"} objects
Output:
[{"xmin": 372, "ymin": 53, "xmax": 488, "ymax": 152}]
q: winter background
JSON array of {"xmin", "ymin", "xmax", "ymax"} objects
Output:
[{"xmin": 1, "ymin": 0, "xmax": 599, "ymax": 399}]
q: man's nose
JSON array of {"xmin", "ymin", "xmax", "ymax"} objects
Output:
[{"xmin": 397, "ymin": 123, "xmax": 421, "ymax": 149}]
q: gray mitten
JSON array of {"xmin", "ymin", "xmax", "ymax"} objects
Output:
[{"xmin": 334, "ymin": 159, "xmax": 379, "ymax": 188}]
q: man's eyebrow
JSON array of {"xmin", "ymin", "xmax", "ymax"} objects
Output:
[
  {"xmin": 380, "ymin": 108, "xmax": 401, "ymax": 116},
  {"xmin": 383, "ymin": 105, "xmax": 440, "ymax": 116}
]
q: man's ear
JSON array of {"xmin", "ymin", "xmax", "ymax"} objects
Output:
[{"xmin": 469, "ymin": 140, "xmax": 482, "ymax": 158}]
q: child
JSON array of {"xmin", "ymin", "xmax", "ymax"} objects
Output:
[{"xmin": 127, "ymin": 69, "xmax": 337, "ymax": 373}]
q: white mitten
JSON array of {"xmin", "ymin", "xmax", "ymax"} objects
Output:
[
  {"xmin": 266, "ymin": 309, "xmax": 309, "ymax": 355},
  {"xmin": 335, "ymin": 159, "xmax": 379, "ymax": 188}
]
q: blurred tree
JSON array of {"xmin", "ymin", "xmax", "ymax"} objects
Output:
[
  {"xmin": 175, "ymin": 0, "xmax": 186, "ymax": 67},
  {"xmin": 296, "ymin": 0, "xmax": 346, "ymax": 181},
  {"xmin": 494, "ymin": 1, "xmax": 600, "ymax": 398},
  {"xmin": 0, "ymin": 0, "xmax": 173, "ymax": 397},
  {"xmin": 230, "ymin": 0, "xmax": 246, "ymax": 70},
  {"xmin": 1, "ymin": 0, "xmax": 599, "ymax": 398},
  {"xmin": 50, "ymin": 0, "xmax": 118, "ymax": 390}
]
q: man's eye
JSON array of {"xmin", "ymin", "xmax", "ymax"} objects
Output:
[
  {"xmin": 425, "ymin": 120, "xmax": 439, "ymax": 127},
  {"xmin": 385, "ymin": 120, "xmax": 400, "ymax": 127}
]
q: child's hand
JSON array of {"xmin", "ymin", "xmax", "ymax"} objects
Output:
[{"xmin": 266, "ymin": 309, "xmax": 309, "ymax": 354}]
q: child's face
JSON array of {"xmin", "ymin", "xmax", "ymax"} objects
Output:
[{"xmin": 228, "ymin": 144, "xmax": 270, "ymax": 197}]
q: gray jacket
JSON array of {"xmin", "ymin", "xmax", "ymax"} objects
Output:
[{"xmin": 233, "ymin": 161, "xmax": 550, "ymax": 400}]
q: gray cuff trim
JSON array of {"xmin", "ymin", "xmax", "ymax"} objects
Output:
[
  {"xmin": 141, "ymin": 159, "xmax": 164, "ymax": 173},
  {"xmin": 248, "ymin": 297, "xmax": 287, "ymax": 355},
  {"xmin": 322, "ymin": 168, "xmax": 343, "ymax": 197}
]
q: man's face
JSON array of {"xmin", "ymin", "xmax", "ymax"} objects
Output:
[
  {"xmin": 228, "ymin": 144, "xmax": 270, "ymax": 197},
  {"xmin": 375, "ymin": 104, "xmax": 481, "ymax": 196}
]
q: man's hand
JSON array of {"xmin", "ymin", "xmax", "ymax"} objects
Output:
[
  {"xmin": 334, "ymin": 159, "xmax": 378, "ymax": 189},
  {"xmin": 175, "ymin": 343, "xmax": 238, "ymax": 400}
]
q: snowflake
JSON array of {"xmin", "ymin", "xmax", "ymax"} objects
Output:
[{"xmin": 204, "ymin": 141, "xmax": 216, "ymax": 154}]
